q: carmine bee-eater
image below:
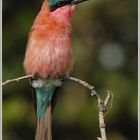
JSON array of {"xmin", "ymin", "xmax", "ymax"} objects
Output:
[{"xmin": 23, "ymin": 0, "xmax": 87, "ymax": 139}]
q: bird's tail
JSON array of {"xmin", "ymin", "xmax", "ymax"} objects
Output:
[
  {"xmin": 35, "ymin": 85, "xmax": 55, "ymax": 118},
  {"xmin": 35, "ymin": 103, "xmax": 52, "ymax": 140},
  {"xmin": 33, "ymin": 84, "xmax": 56, "ymax": 140},
  {"xmin": 31, "ymin": 78, "xmax": 62, "ymax": 140}
]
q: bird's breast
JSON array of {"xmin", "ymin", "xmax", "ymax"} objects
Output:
[{"xmin": 24, "ymin": 29, "xmax": 73, "ymax": 78}]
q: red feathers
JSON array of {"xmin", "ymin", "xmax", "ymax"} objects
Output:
[{"xmin": 24, "ymin": 1, "xmax": 75, "ymax": 78}]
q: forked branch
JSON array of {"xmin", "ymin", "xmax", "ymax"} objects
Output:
[{"xmin": 66, "ymin": 76, "xmax": 113, "ymax": 140}]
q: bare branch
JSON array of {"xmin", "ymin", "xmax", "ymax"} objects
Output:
[
  {"xmin": 67, "ymin": 76, "xmax": 94, "ymax": 90},
  {"xmin": 2, "ymin": 75, "xmax": 113, "ymax": 140},
  {"xmin": 104, "ymin": 91, "xmax": 113, "ymax": 107},
  {"xmin": 67, "ymin": 76, "xmax": 98, "ymax": 97},
  {"xmin": 66, "ymin": 76, "xmax": 113, "ymax": 140},
  {"xmin": 2, "ymin": 75, "xmax": 32, "ymax": 86}
]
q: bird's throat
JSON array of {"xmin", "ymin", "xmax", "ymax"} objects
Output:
[{"xmin": 51, "ymin": 5, "xmax": 76, "ymax": 22}]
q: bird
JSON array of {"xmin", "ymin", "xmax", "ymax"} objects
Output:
[{"xmin": 23, "ymin": 0, "xmax": 87, "ymax": 139}]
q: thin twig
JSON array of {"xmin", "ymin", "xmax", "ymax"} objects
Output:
[
  {"xmin": 66, "ymin": 76, "xmax": 112, "ymax": 140},
  {"xmin": 67, "ymin": 77, "xmax": 98, "ymax": 97},
  {"xmin": 2, "ymin": 74, "xmax": 32, "ymax": 86},
  {"xmin": 104, "ymin": 91, "xmax": 113, "ymax": 107},
  {"xmin": 104, "ymin": 91, "xmax": 113, "ymax": 117},
  {"xmin": 67, "ymin": 77, "xmax": 94, "ymax": 90}
]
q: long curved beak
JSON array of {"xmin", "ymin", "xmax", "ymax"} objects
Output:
[{"xmin": 71, "ymin": 0, "xmax": 89, "ymax": 5}]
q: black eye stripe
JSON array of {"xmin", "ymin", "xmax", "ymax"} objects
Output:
[{"xmin": 50, "ymin": 0, "xmax": 70, "ymax": 12}]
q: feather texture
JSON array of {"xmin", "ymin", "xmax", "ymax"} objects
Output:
[
  {"xmin": 23, "ymin": 1, "xmax": 75, "ymax": 78},
  {"xmin": 35, "ymin": 103, "xmax": 52, "ymax": 140},
  {"xmin": 35, "ymin": 85, "xmax": 55, "ymax": 118}
]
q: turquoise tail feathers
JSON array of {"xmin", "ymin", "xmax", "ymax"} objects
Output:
[{"xmin": 35, "ymin": 85, "xmax": 56, "ymax": 118}]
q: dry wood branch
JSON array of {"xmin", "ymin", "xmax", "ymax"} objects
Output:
[
  {"xmin": 66, "ymin": 76, "xmax": 113, "ymax": 140},
  {"xmin": 104, "ymin": 91, "xmax": 113, "ymax": 107},
  {"xmin": 2, "ymin": 75, "xmax": 113, "ymax": 140},
  {"xmin": 2, "ymin": 75, "xmax": 32, "ymax": 86}
]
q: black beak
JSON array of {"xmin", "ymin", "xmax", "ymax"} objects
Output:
[
  {"xmin": 49, "ymin": 0, "xmax": 88, "ymax": 12},
  {"xmin": 71, "ymin": 0, "xmax": 89, "ymax": 5}
]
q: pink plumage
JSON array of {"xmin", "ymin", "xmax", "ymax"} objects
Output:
[{"xmin": 24, "ymin": 1, "xmax": 75, "ymax": 78}]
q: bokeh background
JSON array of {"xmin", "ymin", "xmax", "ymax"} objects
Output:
[{"xmin": 2, "ymin": 0, "xmax": 138, "ymax": 139}]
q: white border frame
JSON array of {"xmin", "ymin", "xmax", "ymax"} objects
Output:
[
  {"xmin": 138, "ymin": 0, "xmax": 139, "ymax": 138},
  {"xmin": 0, "ymin": 0, "xmax": 2, "ymax": 139},
  {"xmin": 0, "ymin": 0, "xmax": 139, "ymax": 140}
]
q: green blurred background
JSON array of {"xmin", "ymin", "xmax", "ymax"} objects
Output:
[{"xmin": 2, "ymin": 0, "xmax": 138, "ymax": 139}]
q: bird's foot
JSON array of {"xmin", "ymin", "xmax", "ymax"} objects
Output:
[{"xmin": 59, "ymin": 75, "xmax": 68, "ymax": 81}]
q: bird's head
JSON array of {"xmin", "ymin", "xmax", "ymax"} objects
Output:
[{"xmin": 48, "ymin": 0, "xmax": 88, "ymax": 11}]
